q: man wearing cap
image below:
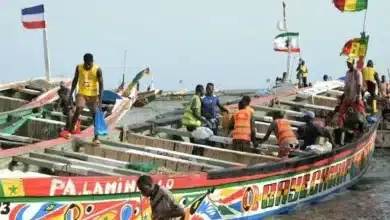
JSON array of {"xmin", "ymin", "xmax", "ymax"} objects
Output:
[
  {"xmin": 338, "ymin": 58, "xmax": 365, "ymax": 127},
  {"xmin": 298, "ymin": 111, "xmax": 336, "ymax": 150},
  {"xmin": 259, "ymin": 110, "xmax": 298, "ymax": 158}
]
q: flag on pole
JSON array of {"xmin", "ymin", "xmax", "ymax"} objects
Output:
[
  {"xmin": 273, "ymin": 32, "xmax": 300, "ymax": 53},
  {"xmin": 21, "ymin": 4, "xmax": 46, "ymax": 29},
  {"xmin": 333, "ymin": 0, "xmax": 368, "ymax": 12},
  {"xmin": 122, "ymin": 67, "xmax": 151, "ymax": 97},
  {"xmin": 340, "ymin": 37, "xmax": 368, "ymax": 57}
]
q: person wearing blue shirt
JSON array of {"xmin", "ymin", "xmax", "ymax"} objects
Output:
[{"xmin": 201, "ymin": 83, "xmax": 228, "ymax": 140}]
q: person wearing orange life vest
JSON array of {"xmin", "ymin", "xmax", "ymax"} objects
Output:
[
  {"xmin": 66, "ymin": 53, "xmax": 104, "ymax": 144},
  {"xmin": 259, "ymin": 110, "xmax": 299, "ymax": 158},
  {"xmin": 228, "ymin": 101, "xmax": 257, "ymax": 151}
]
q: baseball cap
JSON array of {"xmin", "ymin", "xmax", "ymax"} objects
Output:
[{"xmin": 303, "ymin": 111, "xmax": 315, "ymax": 119}]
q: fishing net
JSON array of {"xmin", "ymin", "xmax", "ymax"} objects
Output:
[{"xmin": 127, "ymin": 161, "xmax": 159, "ymax": 173}]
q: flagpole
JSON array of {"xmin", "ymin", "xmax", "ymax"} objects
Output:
[
  {"xmin": 283, "ymin": 2, "xmax": 292, "ymax": 81},
  {"xmin": 42, "ymin": 28, "xmax": 51, "ymax": 82}
]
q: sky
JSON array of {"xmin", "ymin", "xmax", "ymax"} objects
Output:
[{"xmin": 2, "ymin": 0, "xmax": 390, "ymax": 91}]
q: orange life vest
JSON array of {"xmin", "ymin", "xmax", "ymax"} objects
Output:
[
  {"xmin": 275, "ymin": 119, "xmax": 297, "ymax": 145},
  {"xmin": 232, "ymin": 109, "xmax": 251, "ymax": 141}
]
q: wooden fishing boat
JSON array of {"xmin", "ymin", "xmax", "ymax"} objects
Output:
[
  {"xmin": 0, "ymin": 80, "xmax": 375, "ymax": 220},
  {"xmin": 133, "ymin": 89, "xmax": 163, "ymax": 108},
  {"xmin": 0, "ymin": 77, "xmax": 71, "ymax": 113}
]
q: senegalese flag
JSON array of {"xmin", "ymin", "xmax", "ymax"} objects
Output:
[
  {"xmin": 333, "ymin": 0, "xmax": 368, "ymax": 12},
  {"xmin": 0, "ymin": 179, "xmax": 25, "ymax": 197},
  {"xmin": 122, "ymin": 67, "xmax": 151, "ymax": 97},
  {"xmin": 340, "ymin": 36, "xmax": 369, "ymax": 58}
]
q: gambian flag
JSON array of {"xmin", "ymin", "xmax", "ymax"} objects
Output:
[
  {"xmin": 273, "ymin": 32, "xmax": 300, "ymax": 53},
  {"xmin": 333, "ymin": 0, "xmax": 368, "ymax": 12},
  {"xmin": 340, "ymin": 36, "xmax": 369, "ymax": 57}
]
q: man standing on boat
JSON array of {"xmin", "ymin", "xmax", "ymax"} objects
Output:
[
  {"xmin": 55, "ymin": 81, "xmax": 76, "ymax": 135},
  {"xmin": 259, "ymin": 110, "xmax": 298, "ymax": 158},
  {"xmin": 296, "ymin": 59, "xmax": 309, "ymax": 87},
  {"xmin": 65, "ymin": 53, "xmax": 104, "ymax": 144},
  {"xmin": 201, "ymin": 83, "xmax": 228, "ymax": 146},
  {"xmin": 338, "ymin": 58, "xmax": 365, "ymax": 127},
  {"xmin": 182, "ymin": 85, "xmax": 209, "ymax": 154},
  {"xmin": 228, "ymin": 101, "xmax": 257, "ymax": 151},
  {"xmin": 362, "ymin": 60, "xmax": 382, "ymax": 112},
  {"xmin": 380, "ymin": 75, "xmax": 390, "ymax": 98},
  {"xmin": 242, "ymin": 96, "xmax": 255, "ymax": 115}
]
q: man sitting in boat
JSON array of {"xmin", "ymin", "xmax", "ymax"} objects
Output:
[
  {"xmin": 201, "ymin": 82, "xmax": 228, "ymax": 137},
  {"xmin": 362, "ymin": 60, "xmax": 382, "ymax": 112},
  {"xmin": 228, "ymin": 100, "xmax": 257, "ymax": 151},
  {"xmin": 338, "ymin": 58, "xmax": 365, "ymax": 127},
  {"xmin": 342, "ymin": 106, "xmax": 367, "ymax": 143},
  {"xmin": 298, "ymin": 111, "xmax": 336, "ymax": 150},
  {"xmin": 182, "ymin": 84, "xmax": 208, "ymax": 150},
  {"xmin": 64, "ymin": 53, "xmax": 104, "ymax": 144},
  {"xmin": 136, "ymin": 175, "xmax": 185, "ymax": 220},
  {"xmin": 242, "ymin": 96, "xmax": 255, "ymax": 115},
  {"xmin": 259, "ymin": 110, "xmax": 298, "ymax": 158}
]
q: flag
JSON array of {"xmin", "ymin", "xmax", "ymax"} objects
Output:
[
  {"xmin": 340, "ymin": 37, "xmax": 368, "ymax": 57},
  {"xmin": 122, "ymin": 67, "xmax": 151, "ymax": 97},
  {"xmin": 0, "ymin": 179, "xmax": 25, "ymax": 197},
  {"xmin": 273, "ymin": 32, "xmax": 300, "ymax": 53},
  {"xmin": 333, "ymin": 0, "xmax": 368, "ymax": 12},
  {"xmin": 21, "ymin": 4, "xmax": 46, "ymax": 29}
]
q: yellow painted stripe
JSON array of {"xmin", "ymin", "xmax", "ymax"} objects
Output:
[{"xmin": 344, "ymin": 0, "xmax": 357, "ymax": 11}]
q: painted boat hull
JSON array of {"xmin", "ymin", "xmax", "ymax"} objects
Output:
[
  {"xmin": 0, "ymin": 80, "xmax": 377, "ymax": 220},
  {"xmin": 133, "ymin": 89, "xmax": 162, "ymax": 108}
]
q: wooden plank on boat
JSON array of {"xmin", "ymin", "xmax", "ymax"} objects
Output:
[
  {"xmin": 0, "ymin": 140, "xmax": 27, "ymax": 147},
  {"xmin": 30, "ymin": 117, "xmax": 66, "ymax": 126},
  {"xmin": 310, "ymin": 95, "xmax": 338, "ymax": 108},
  {"xmin": 45, "ymin": 148, "xmax": 150, "ymax": 171},
  {"xmin": 50, "ymin": 111, "xmax": 91, "ymax": 122},
  {"xmin": 327, "ymin": 89, "xmax": 344, "ymax": 96},
  {"xmin": 124, "ymin": 133, "xmax": 277, "ymax": 165},
  {"xmin": 252, "ymin": 105, "xmax": 304, "ymax": 117},
  {"xmin": 12, "ymin": 156, "xmax": 122, "ymax": 176},
  {"xmin": 0, "ymin": 133, "xmax": 41, "ymax": 143},
  {"xmin": 100, "ymin": 139, "xmax": 244, "ymax": 168},
  {"xmin": 127, "ymin": 115, "xmax": 183, "ymax": 131},
  {"xmin": 153, "ymin": 127, "xmax": 308, "ymax": 157},
  {"xmin": 145, "ymin": 128, "xmax": 284, "ymax": 160},
  {"xmin": 29, "ymin": 152, "xmax": 145, "ymax": 176},
  {"xmin": 19, "ymin": 88, "xmax": 41, "ymax": 95},
  {"xmin": 254, "ymin": 116, "xmax": 305, "ymax": 126},
  {"xmin": 0, "ymin": 95, "xmax": 29, "ymax": 103},
  {"xmin": 280, "ymin": 100, "xmax": 334, "ymax": 111},
  {"xmin": 78, "ymin": 141, "xmax": 222, "ymax": 172}
]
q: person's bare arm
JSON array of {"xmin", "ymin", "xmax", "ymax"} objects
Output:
[
  {"xmin": 228, "ymin": 116, "xmax": 235, "ymax": 131},
  {"xmin": 216, "ymin": 98, "xmax": 228, "ymax": 113},
  {"xmin": 375, "ymin": 73, "xmax": 383, "ymax": 96},
  {"xmin": 69, "ymin": 67, "xmax": 79, "ymax": 102},
  {"xmin": 97, "ymin": 68, "xmax": 104, "ymax": 106},
  {"xmin": 260, "ymin": 121, "xmax": 275, "ymax": 143},
  {"xmin": 250, "ymin": 116, "xmax": 257, "ymax": 145}
]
